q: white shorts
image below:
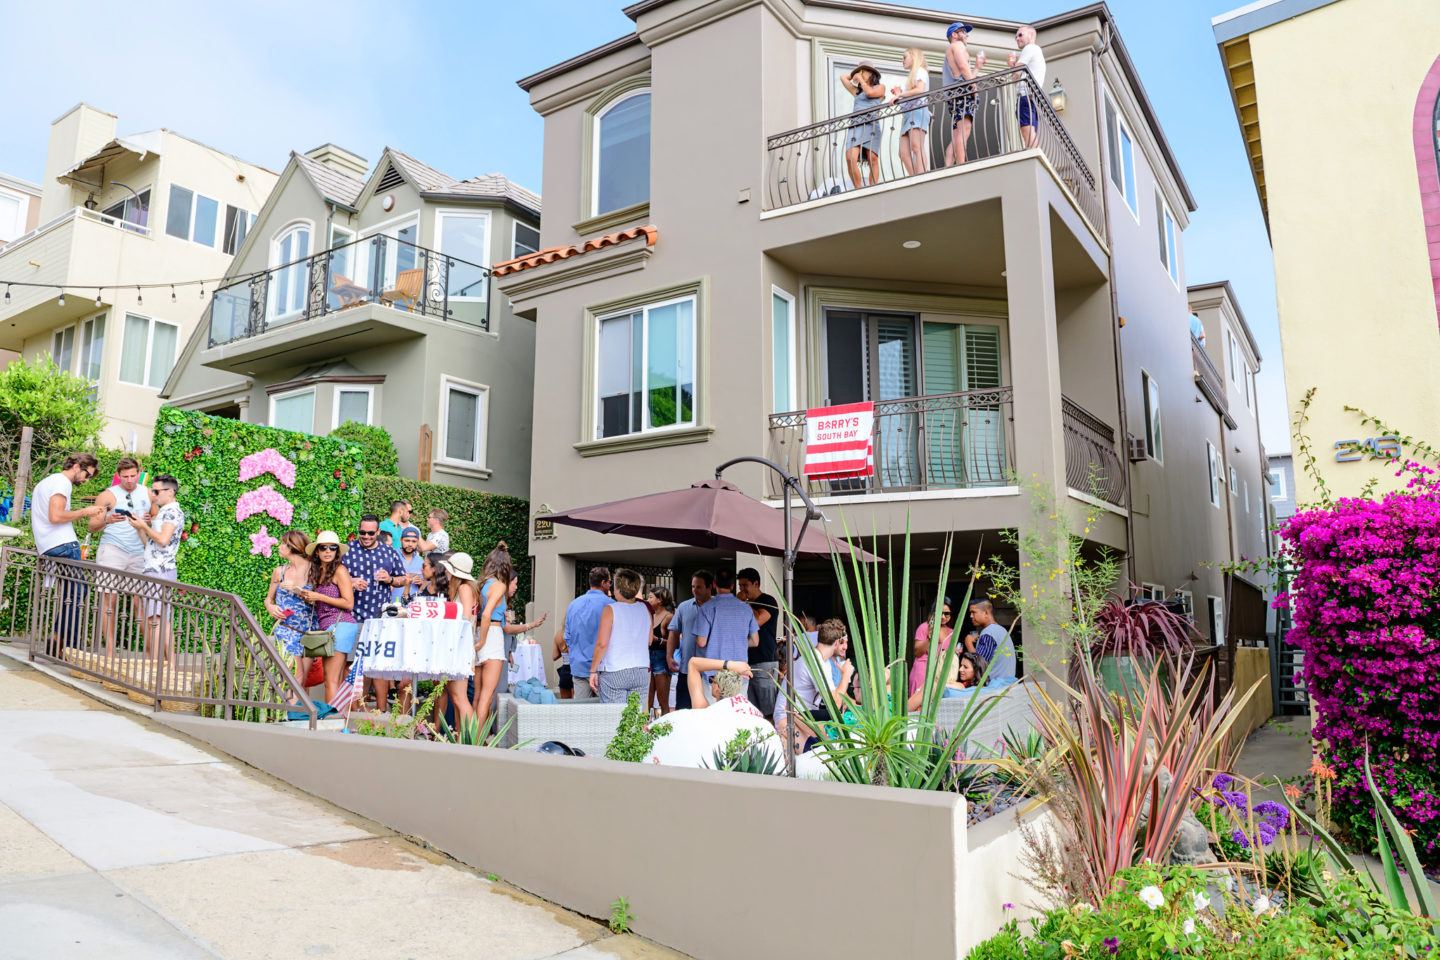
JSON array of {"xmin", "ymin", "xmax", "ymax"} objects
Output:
[
  {"xmin": 143, "ymin": 568, "xmax": 178, "ymax": 619},
  {"xmin": 96, "ymin": 543, "xmax": 146, "ymax": 577},
  {"xmin": 475, "ymin": 623, "xmax": 505, "ymax": 665}
]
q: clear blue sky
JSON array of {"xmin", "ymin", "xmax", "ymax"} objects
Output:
[{"xmin": 0, "ymin": 0, "xmax": 1287, "ymax": 451}]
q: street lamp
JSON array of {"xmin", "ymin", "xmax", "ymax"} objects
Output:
[{"xmin": 108, "ymin": 181, "xmax": 148, "ymax": 229}]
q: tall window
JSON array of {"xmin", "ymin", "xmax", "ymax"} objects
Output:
[
  {"xmin": 271, "ymin": 389, "xmax": 315, "ymax": 433},
  {"xmin": 118, "ymin": 314, "xmax": 177, "ymax": 389},
  {"xmin": 51, "ymin": 326, "xmax": 75, "ymax": 373},
  {"xmin": 1155, "ymin": 191, "xmax": 1179, "ymax": 285},
  {"xmin": 270, "ymin": 223, "xmax": 311, "ymax": 322},
  {"xmin": 102, "ymin": 188, "xmax": 150, "ymax": 232},
  {"xmin": 1206, "ymin": 440, "xmax": 1221, "ymax": 507},
  {"xmin": 596, "ymin": 296, "xmax": 695, "ymax": 439},
  {"xmin": 223, "ymin": 204, "xmax": 254, "ymax": 255},
  {"xmin": 441, "ymin": 377, "xmax": 488, "ymax": 466},
  {"xmin": 1141, "ymin": 370, "xmax": 1163, "ymax": 462},
  {"xmin": 771, "ymin": 288, "xmax": 796, "ymax": 412},
  {"xmin": 1104, "ymin": 96, "xmax": 1139, "ymax": 219},
  {"xmin": 1207, "ymin": 595, "xmax": 1224, "ymax": 644},
  {"xmin": 513, "ymin": 222, "xmax": 540, "ymax": 258},
  {"xmin": 165, "ymin": 184, "xmax": 221, "ymax": 247},
  {"xmin": 1269, "ymin": 467, "xmax": 1286, "ymax": 501},
  {"xmin": 80, "ymin": 314, "xmax": 105, "ymax": 380},
  {"xmin": 437, "ymin": 210, "xmax": 490, "ymax": 300},
  {"xmin": 593, "ymin": 90, "xmax": 651, "ymax": 216},
  {"xmin": 333, "ymin": 386, "xmax": 373, "ymax": 428}
]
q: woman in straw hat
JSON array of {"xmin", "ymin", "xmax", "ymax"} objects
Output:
[
  {"xmin": 299, "ymin": 530, "xmax": 356, "ymax": 705},
  {"xmin": 840, "ymin": 60, "xmax": 887, "ymax": 190}
]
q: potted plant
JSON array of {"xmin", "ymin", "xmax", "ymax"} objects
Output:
[{"xmin": 1089, "ymin": 592, "xmax": 1196, "ymax": 693}]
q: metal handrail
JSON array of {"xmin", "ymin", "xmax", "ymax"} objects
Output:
[
  {"xmin": 1060, "ymin": 396, "xmax": 1126, "ymax": 506},
  {"xmin": 0, "ymin": 546, "xmax": 316, "ymax": 727},
  {"xmin": 763, "ymin": 66, "xmax": 1104, "ymax": 237}
]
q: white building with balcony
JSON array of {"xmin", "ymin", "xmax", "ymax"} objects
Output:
[{"xmin": 0, "ymin": 103, "xmax": 276, "ymax": 451}]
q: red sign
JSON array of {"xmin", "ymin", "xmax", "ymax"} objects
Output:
[{"xmin": 803, "ymin": 401, "xmax": 874, "ymax": 478}]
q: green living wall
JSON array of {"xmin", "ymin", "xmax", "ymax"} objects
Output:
[
  {"xmin": 362, "ymin": 474, "xmax": 530, "ymax": 599},
  {"xmin": 149, "ymin": 407, "xmax": 366, "ymax": 622}
]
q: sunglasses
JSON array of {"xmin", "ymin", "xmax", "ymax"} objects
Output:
[
  {"xmin": 357, "ymin": 530, "xmax": 378, "ymax": 538},
  {"xmin": 317, "ymin": 544, "xmax": 339, "ymax": 552},
  {"xmin": 150, "ymin": 488, "xmax": 165, "ymax": 495}
]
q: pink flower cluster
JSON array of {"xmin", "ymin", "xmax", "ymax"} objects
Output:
[
  {"xmin": 235, "ymin": 485, "xmax": 295, "ymax": 527},
  {"xmin": 238, "ymin": 448, "xmax": 297, "ymax": 488},
  {"xmin": 1278, "ymin": 462, "xmax": 1440, "ymax": 863}
]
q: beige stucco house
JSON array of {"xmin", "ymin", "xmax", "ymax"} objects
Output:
[
  {"xmin": 0, "ymin": 104, "xmax": 277, "ymax": 452},
  {"xmin": 0, "ymin": 172, "xmax": 41, "ymax": 244},
  {"xmin": 160, "ymin": 144, "xmax": 539, "ymax": 497},
  {"xmin": 497, "ymin": 0, "xmax": 1276, "ymax": 671}
]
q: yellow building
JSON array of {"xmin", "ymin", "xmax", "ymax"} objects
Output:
[{"xmin": 1214, "ymin": 0, "xmax": 1440, "ymax": 503}]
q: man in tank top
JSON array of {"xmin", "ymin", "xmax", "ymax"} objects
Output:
[{"xmin": 88, "ymin": 456, "xmax": 150, "ymax": 657}]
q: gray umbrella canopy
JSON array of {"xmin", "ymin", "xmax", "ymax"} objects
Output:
[{"xmin": 539, "ymin": 479, "xmax": 879, "ymax": 561}]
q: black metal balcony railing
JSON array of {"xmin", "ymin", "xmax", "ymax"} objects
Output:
[
  {"xmin": 764, "ymin": 66, "xmax": 1104, "ymax": 238},
  {"xmin": 767, "ymin": 387, "xmax": 1016, "ymax": 498},
  {"xmin": 207, "ymin": 234, "xmax": 490, "ymax": 348},
  {"xmin": 1061, "ymin": 396, "xmax": 1126, "ymax": 506}
]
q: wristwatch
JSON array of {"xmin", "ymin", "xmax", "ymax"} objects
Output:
[{"xmin": 722, "ymin": 660, "xmax": 730, "ymax": 672}]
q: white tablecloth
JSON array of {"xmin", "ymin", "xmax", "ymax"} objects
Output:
[
  {"xmin": 356, "ymin": 618, "xmax": 473, "ymax": 681},
  {"xmin": 510, "ymin": 642, "xmax": 545, "ymax": 686}
]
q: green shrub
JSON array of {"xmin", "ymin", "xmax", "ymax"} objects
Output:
[
  {"xmin": 0, "ymin": 356, "xmax": 103, "ymax": 490},
  {"xmin": 329, "ymin": 422, "xmax": 398, "ymax": 476},
  {"xmin": 361, "ymin": 474, "xmax": 528, "ymax": 596},
  {"xmin": 149, "ymin": 407, "xmax": 365, "ymax": 623},
  {"xmin": 604, "ymin": 691, "xmax": 671, "ymax": 761}
]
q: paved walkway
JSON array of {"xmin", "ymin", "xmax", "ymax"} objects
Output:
[{"xmin": 0, "ymin": 653, "xmax": 683, "ymax": 960}]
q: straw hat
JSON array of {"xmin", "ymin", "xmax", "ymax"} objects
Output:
[
  {"xmin": 442, "ymin": 551, "xmax": 476, "ymax": 582},
  {"xmin": 306, "ymin": 530, "xmax": 348, "ymax": 558}
]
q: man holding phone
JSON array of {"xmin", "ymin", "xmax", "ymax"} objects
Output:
[{"xmin": 89, "ymin": 457, "xmax": 150, "ymax": 657}]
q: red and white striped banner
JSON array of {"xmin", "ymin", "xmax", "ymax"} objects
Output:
[{"xmin": 803, "ymin": 401, "xmax": 875, "ymax": 478}]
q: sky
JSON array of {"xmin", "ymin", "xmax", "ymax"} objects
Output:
[{"xmin": 0, "ymin": 0, "xmax": 1289, "ymax": 452}]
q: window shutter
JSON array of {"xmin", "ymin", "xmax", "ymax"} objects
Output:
[{"xmin": 962, "ymin": 325, "xmax": 1002, "ymax": 391}]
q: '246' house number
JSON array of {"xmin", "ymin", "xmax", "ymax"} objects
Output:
[{"xmin": 1333, "ymin": 437, "xmax": 1402, "ymax": 462}]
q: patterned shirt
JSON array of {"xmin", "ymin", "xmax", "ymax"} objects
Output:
[
  {"xmin": 563, "ymin": 588, "xmax": 613, "ymax": 677},
  {"xmin": 428, "ymin": 528, "xmax": 450, "ymax": 553},
  {"xmin": 343, "ymin": 542, "xmax": 404, "ymax": 622},
  {"xmin": 698, "ymin": 592, "xmax": 757, "ymax": 666},
  {"xmin": 144, "ymin": 502, "xmax": 185, "ymax": 573}
]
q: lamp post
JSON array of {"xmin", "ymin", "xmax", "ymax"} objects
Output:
[
  {"xmin": 713, "ymin": 454, "xmax": 821, "ymax": 776},
  {"xmin": 108, "ymin": 181, "xmax": 147, "ymax": 229}
]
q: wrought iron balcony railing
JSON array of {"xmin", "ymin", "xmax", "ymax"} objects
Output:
[
  {"xmin": 1061, "ymin": 396, "xmax": 1127, "ymax": 506},
  {"xmin": 764, "ymin": 66, "xmax": 1104, "ymax": 239},
  {"xmin": 207, "ymin": 234, "xmax": 490, "ymax": 348},
  {"xmin": 767, "ymin": 387, "xmax": 1016, "ymax": 498}
]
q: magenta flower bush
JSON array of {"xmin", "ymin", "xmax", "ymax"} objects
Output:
[{"xmin": 1278, "ymin": 463, "xmax": 1440, "ymax": 866}]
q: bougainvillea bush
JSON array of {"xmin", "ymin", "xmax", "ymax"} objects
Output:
[
  {"xmin": 1278, "ymin": 463, "xmax": 1440, "ymax": 867},
  {"xmin": 149, "ymin": 407, "xmax": 365, "ymax": 624}
]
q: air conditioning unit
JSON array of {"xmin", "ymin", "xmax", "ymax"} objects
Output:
[{"xmin": 1127, "ymin": 434, "xmax": 1148, "ymax": 463}]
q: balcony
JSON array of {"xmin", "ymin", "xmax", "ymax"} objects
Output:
[
  {"xmin": 764, "ymin": 67, "xmax": 1104, "ymax": 240},
  {"xmin": 1191, "ymin": 335, "xmax": 1236, "ymax": 428},
  {"xmin": 1060, "ymin": 396, "xmax": 1127, "ymax": 506},
  {"xmin": 202, "ymin": 235, "xmax": 490, "ymax": 373}
]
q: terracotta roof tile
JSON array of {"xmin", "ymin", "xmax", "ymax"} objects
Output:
[{"xmin": 492, "ymin": 225, "xmax": 656, "ymax": 277}]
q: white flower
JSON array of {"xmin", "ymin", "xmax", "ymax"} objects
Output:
[
  {"xmin": 1192, "ymin": 892, "xmax": 1211, "ymax": 912},
  {"xmin": 1183, "ymin": 918, "xmax": 1196, "ymax": 936},
  {"xmin": 1251, "ymin": 895, "xmax": 1272, "ymax": 916},
  {"xmin": 1138, "ymin": 885, "xmax": 1166, "ymax": 910}
]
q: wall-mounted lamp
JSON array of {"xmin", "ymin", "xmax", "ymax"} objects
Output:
[
  {"xmin": 1048, "ymin": 78, "xmax": 1067, "ymax": 113},
  {"xmin": 83, "ymin": 193, "xmax": 98, "ymax": 211}
]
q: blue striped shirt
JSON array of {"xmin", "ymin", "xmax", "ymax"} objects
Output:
[{"xmin": 698, "ymin": 592, "xmax": 757, "ymax": 665}]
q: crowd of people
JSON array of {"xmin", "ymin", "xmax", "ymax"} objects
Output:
[{"xmin": 837, "ymin": 21, "xmax": 1047, "ymax": 190}]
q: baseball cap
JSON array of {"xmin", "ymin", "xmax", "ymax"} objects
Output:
[
  {"xmin": 401, "ymin": 525, "xmax": 421, "ymax": 538},
  {"xmin": 947, "ymin": 21, "xmax": 973, "ymax": 39}
]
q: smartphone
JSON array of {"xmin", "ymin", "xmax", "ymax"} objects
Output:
[{"xmin": 113, "ymin": 508, "xmax": 132, "ymax": 517}]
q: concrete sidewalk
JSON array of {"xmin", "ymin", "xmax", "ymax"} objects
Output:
[{"xmin": 0, "ymin": 654, "xmax": 683, "ymax": 960}]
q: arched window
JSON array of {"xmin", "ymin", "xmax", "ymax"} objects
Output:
[
  {"xmin": 270, "ymin": 222, "xmax": 311, "ymax": 323},
  {"xmin": 1414, "ymin": 56, "xmax": 1440, "ymax": 328},
  {"xmin": 593, "ymin": 90, "xmax": 651, "ymax": 217}
]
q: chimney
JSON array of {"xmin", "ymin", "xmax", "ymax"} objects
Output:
[
  {"xmin": 304, "ymin": 144, "xmax": 368, "ymax": 180},
  {"xmin": 39, "ymin": 103, "xmax": 118, "ymax": 222}
]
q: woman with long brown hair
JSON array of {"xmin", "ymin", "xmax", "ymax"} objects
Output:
[
  {"xmin": 472, "ymin": 541, "xmax": 536, "ymax": 724},
  {"xmin": 265, "ymin": 529, "xmax": 315, "ymax": 678},
  {"xmin": 646, "ymin": 586, "xmax": 675, "ymax": 715},
  {"xmin": 298, "ymin": 530, "xmax": 355, "ymax": 705}
]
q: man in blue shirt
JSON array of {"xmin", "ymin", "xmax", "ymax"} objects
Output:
[
  {"xmin": 344, "ymin": 515, "xmax": 405, "ymax": 708},
  {"xmin": 965, "ymin": 599, "xmax": 1017, "ymax": 682},
  {"xmin": 562, "ymin": 566, "xmax": 614, "ymax": 700},
  {"xmin": 666, "ymin": 570, "xmax": 715, "ymax": 710},
  {"xmin": 696, "ymin": 569, "xmax": 758, "ymax": 699}
]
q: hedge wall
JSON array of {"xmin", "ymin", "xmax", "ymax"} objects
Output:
[
  {"xmin": 362, "ymin": 474, "xmax": 530, "ymax": 598},
  {"xmin": 149, "ymin": 407, "xmax": 366, "ymax": 622}
]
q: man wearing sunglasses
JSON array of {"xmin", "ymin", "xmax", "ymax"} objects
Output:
[
  {"xmin": 31, "ymin": 452, "xmax": 103, "ymax": 656},
  {"xmin": 343, "ymin": 515, "xmax": 405, "ymax": 708},
  {"xmin": 90, "ymin": 457, "xmax": 150, "ymax": 657},
  {"xmin": 127, "ymin": 475, "xmax": 184, "ymax": 664}
]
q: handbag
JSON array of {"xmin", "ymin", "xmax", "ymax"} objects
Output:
[
  {"xmin": 302, "ymin": 656, "xmax": 325, "ymax": 688},
  {"xmin": 301, "ymin": 628, "xmax": 336, "ymax": 658}
]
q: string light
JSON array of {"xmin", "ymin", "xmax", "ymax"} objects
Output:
[
  {"xmin": 135, "ymin": 286, "xmax": 143, "ymax": 306},
  {"xmin": 57, "ymin": 292, "xmax": 65, "ymax": 306},
  {"xmin": 5, "ymin": 285, "xmax": 11, "ymax": 305},
  {"xmin": 95, "ymin": 289, "xmax": 102, "ymax": 307},
  {"xmin": 170, "ymin": 285, "xmax": 177, "ymax": 303}
]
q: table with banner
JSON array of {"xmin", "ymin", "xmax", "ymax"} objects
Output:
[
  {"xmin": 509, "ymin": 641, "xmax": 546, "ymax": 686},
  {"xmin": 354, "ymin": 615, "xmax": 474, "ymax": 681}
]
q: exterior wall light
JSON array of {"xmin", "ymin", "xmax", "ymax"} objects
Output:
[{"xmin": 1049, "ymin": 78, "xmax": 1067, "ymax": 113}]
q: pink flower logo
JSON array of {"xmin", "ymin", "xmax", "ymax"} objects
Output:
[
  {"xmin": 236, "ymin": 485, "xmax": 295, "ymax": 526},
  {"xmin": 248, "ymin": 525, "xmax": 279, "ymax": 558},
  {"xmin": 238, "ymin": 448, "xmax": 297, "ymax": 489}
]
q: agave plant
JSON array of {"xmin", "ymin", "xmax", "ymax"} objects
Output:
[
  {"xmin": 1091, "ymin": 594, "xmax": 1196, "ymax": 659},
  {"xmin": 788, "ymin": 520, "xmax": 1006, "ymax": 791},
  {"xmin": 1021, "ymin": 648, "xmax": 1259, "ymax": 905}
]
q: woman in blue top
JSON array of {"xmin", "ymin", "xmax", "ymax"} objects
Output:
[
  {"xmin": 893, "ymin": 48, "xmax": 932, "ymax": 176},
  {"xmin": 474, "ymin": 542, "xmax": 548, "ymax": 726},
  {"xmin": 841, "ymin": 61, "xmax": 887, "ymax": 191},
  {"xmin": 265, "ymin": 530, "xmax": 316, "ymax": 661}
]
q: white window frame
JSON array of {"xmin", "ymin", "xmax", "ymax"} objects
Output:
[
  {"xmin": 771, "ymin": 285, "xmax": 798, "ymax": 413},
  {"xmin": 593, "ymin": 294, "xmax": 699, "ymax": 440},
  {"xmin": 1269, "ymin": 468, "xmax": 1286, "ymax": 501},
  {"xmin": 1105, "ymin": 95, "xmax": 1140, "ymax": 221},
  {"xmin": 331, "ymin": 385, "xmax": 375, "ymax": 429},
  {"xmin": 1157, "ymin": 191, "xmax": 1180, "ymax": 287},
  {"xmin": 1141, "ymin": 369, "xmax": 1163, "ymax": 464},
  {"xmin": 268, "ymin": 220, "xmax": 314, "ymax": 323},
  {"xmin": 166, "ymin": 184, "xmax": 223, "ymax": 248},
  {"xmin": 1229, "ymin": 465, "xmax": 1238, "ymax": 496},
  {"xmin": 438, "ymin": 375, "xmax": 490, "ymax": 469},
  {"xmin": 1206, "ymin": 440, "xmax": 1221, "ymax": 508},
  {"xmin": 1227, "ymin": 331, "xmax": 1239, "ymax": 384},
  {"xmin": 590, "ymin": 88, "xmax": 651, "ymax": 218},
  {"xmin": 79, "ymin": 312, "xmax": 106, "ymax": 381},
  {"xmin": 1244, "ymin": 366, "xmax": 1254, "ymax": 412},
  {"xmin": 512, "ymin": 220, "xmax": 540, "ymax": 259},
  {"xmin": 269, "ymin": 387, "xmax": 317, "ymax": 434},
  {"xmin": 433, "ymin": 209, "xmax": 491, "ymax": 302},
  {"xmin": 1244, "ymin": 480, "xmax": 1250, "ymax": 513},
  {"xmin": 51, "ymin": 323, "xmax": 77, "ymax": 374},
  {"xmin": 1139, "ymin": 582, "xmax": 1165, "ymax": 603},
  {"xmin": 359, "ymin": 212, "xmax": 421, "ymax": 295},
  {"xmin": 1207, "ymin": 595, "xmax": 1224, "ymax": 645},
  {"xmin": 117, "ymin": 314, "xmax": 179, "ymax": 391},
  {"xmin": 1176, "ymin": 589, "xmax": 1195, "ymax": 621}
]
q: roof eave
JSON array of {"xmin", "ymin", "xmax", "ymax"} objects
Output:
[{"xmin": 517, "ymin": 33, "xmax": 645, "ymax": 92}]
